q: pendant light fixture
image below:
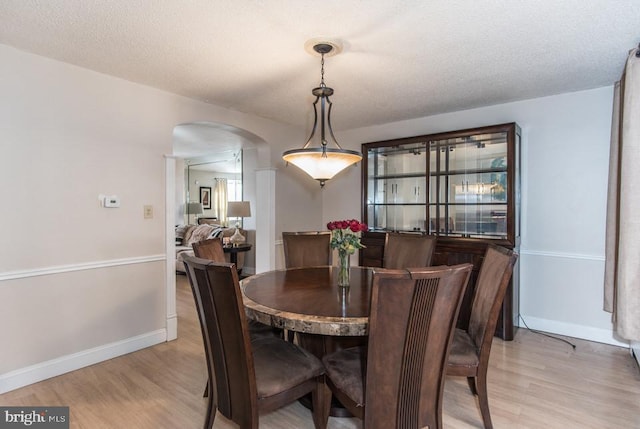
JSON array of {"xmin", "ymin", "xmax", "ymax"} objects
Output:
[{"xmin": 282, "ymin": 41, "xmax": 362, "ymax": 187}]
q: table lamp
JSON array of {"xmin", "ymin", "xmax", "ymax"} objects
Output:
[
  {"xmin": 227, "ymin": 201, "xmax": 251, "ymax": 245},
  {"xmin": 186, "ymin": 202, "xmax": 203, "ymax": 225}
]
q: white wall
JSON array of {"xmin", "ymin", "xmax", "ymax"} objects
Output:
[
  {"xmin": 0, "ymin": 44, "xmax": 315, "ymax": 393},
  {"xmin": 327, "ymin": 86, "xmax": 621, "ymax": 346},
  {"xmin": 275, "ymin": 159, "xmax": 325, "ymax": 236}
]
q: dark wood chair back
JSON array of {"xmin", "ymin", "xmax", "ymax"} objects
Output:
[
  {"xmin": 192, "ymin": 238, "xmax": 225, "ymax": 262},
  {"xmin": 382, "ymin": 232, "xmax": 437, "ymax": 269},
  {"xmin": 191, "ymin": 239, "xmax": 282, "ymax": 397},
  {"xmin": 183, "ymin": 256, "xmax": 327, "ymax": 429},
  {"xmin": 366, "ymin": 264, "xmax": 472, "ymax": 429},
  {"xmin": 282, "ymin": 231, "xmax": 331, "ymax": 268},
  {"xmin": 447, "ymin": 244, "xmax": 518, "ymax": 429},
  {"xmin": 469, "ymin": 245, "xmax": 518, "ymax": 353},
  {"xmin": 183, "ymin": 256, "xmax": 254, "ymax": 428},
  {"xmin": 322, "ymin": 263, "xmax": 472, "ymax": 429}
]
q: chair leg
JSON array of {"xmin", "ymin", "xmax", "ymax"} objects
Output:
[
  {"xmin": 239, "ymin": 418, "xmax": 259, "ymax": 429},
  {"xmin": 476, "ymin": 372, "xmax": 493, "ymax": 429},
  {"xmin": 203, "ymin": 389, "xmax": 216, "ymax": 429}
]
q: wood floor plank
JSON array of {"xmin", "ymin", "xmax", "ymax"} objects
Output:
[{"xmin": 1, "ymin": 274, "xmax": 639, "ymax": 428}]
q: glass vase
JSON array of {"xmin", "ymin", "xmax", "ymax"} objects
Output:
[{"xmin": 337, "ymin": 249, "xmax": 350, "ymax": 288}]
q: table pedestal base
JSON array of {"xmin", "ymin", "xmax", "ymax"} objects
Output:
[{"xmin": 299, "ymin": 394, "xmax": 354, "ymax": 418}]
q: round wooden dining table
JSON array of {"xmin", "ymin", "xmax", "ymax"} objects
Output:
[
  {"xmin": 240, "ymin": 266, "xmax": 373, "ymax": 337},
  {"xmin": 241, "ymin": 265, "xmax": 373, "ymax": 417}
]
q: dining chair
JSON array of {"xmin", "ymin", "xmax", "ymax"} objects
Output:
[
  {"xmin": 193, "ymin": 238, "xmax": 277, "ymax": 335},
  {"xmin": 382, "ymin": 232, "xmax": 437, "ymax": 269},
  {"xmin": 182, "ymin": 255, "xmax": 328, "ymax": 429},
  {"xmin": 281, "ymin": 231, "xmax": 333, "ymax": 342},
  {"xmin": 282, "ymin": 231, "xmax": 331, "ymax": 268},
  {"xmin": 447, "ymin": 244, "xmax": 518, "ymax": 429},
  {"xmin": 192, "ymin": 238, "xmax": 226, "ymax": 262},
  {"xmin": 191, "ymin": 238, "xmax": 281, "ymax": 400},
  {"xmin": 321, "ymin": 263, "xmax": 473, "ymax": 429}
]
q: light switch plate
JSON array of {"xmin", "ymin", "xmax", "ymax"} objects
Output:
[
  {"xmin": 103, "ymin": 195, "xmax": 120, "ymax": 208},
  {"xmin": 144, "ymin": 205, "xmax": 153, "ymax": 219}
]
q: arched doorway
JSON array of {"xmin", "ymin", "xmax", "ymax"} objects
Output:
[{"xmin": 165, "ymin": 121, "xmax": 273, "ymax": 340}]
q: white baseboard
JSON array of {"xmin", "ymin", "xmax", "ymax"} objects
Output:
[
  {"xmin": 166, "ymin": 314, "xmax": 178, "ymax": 341},
  {"xmin": 0, "ymin": 329, "xmax": 166, "ymax": 394},
  {"xmin": 519, "ymin": 315, "xmax": 629, "ymax": 348}
]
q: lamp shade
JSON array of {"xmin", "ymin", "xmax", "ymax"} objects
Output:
[
  {"xmin": 186, "ymin": 202, "xmax": 203, "ymax": 215},
  {"xmin": 227, "ymin": 201, "xmax": 251, "ymax": 218},
  {"xmin": 282, "ymin": 147, "xmax": 361, "ymax": 184}
]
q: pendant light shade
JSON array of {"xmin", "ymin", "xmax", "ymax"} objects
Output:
[
  {"xmin": 282, "ymin": 41, "xmax": 362, "ymax": 187},
  {"xmin": 282, "ymin": 147, "xmax": 362, "ymax": 185}
]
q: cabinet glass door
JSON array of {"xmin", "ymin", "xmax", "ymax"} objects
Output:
[
  {"xmin": 428, "ymin": 131, "xmax": 509, "ymax": 239},
  {"xmin": 365, "ymin": 142, "xmax": 427, "ymax": 232}
]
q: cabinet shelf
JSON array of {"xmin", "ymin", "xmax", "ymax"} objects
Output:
[
  {"xmin": 367, "ymin": 203, "xmax": 426, "ymax": 206},
  {"xmin": 429, "ymin": 167, "xmax": 507, "ymax": 176},
  {"xmin": 427, "ymin": 202, "xmax": 508, "ymax": 206},
  {"xmin": 369, "ymin": 172, "xmax": 426, "ymax": 180}
]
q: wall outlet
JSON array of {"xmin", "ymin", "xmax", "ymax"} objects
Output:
[{"xmin": 144, "ymin": 205, "xmax": 153, "ymax": 219}]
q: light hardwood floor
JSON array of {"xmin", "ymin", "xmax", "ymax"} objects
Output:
[{"xmin": 2, "ymin": 274, "xmax": 639, "ymax": 428}]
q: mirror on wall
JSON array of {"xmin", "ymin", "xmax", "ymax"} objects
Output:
[{"xmin": 184, "ymin": 150, "xmax": 243, "ymax": 225}]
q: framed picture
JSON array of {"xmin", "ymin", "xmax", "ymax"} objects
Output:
[{"xmin": 200, "ymin": 187, "xmax": 212, "ymax": 210}]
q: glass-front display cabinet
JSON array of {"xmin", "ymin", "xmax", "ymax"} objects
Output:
[
  {"xmin": 360, "ymin": 123, "xmax": 521, "ymax": 340},
  {"xmin": 362, "ymin": 122, "xmax": 520, "ymax": 247}
]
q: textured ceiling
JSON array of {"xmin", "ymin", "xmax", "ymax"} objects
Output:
[{"xmin": 1, "ymin": 1, "xmax": 639, "ymax": 136}]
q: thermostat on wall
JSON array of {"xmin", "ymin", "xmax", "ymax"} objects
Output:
[{"xmin": 103, "ymin": 195, "xmax": 120, "ymax": 208}]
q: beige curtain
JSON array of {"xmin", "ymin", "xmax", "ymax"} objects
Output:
[
  {"xmin": 604, "ymin": 46, "xmax": 640, "ymax": 341},
  {"xmin": 213, "ymin": 178, "xmax": 228, "ymax": 226}
]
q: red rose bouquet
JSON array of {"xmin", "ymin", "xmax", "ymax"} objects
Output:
[
  {"xmin": 327, "ymin": 219, "xmax": 368, "ymax": 254},
  {"xmin": 327, "ymin": 219, "xmax": 368, "ymax": 287}
]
